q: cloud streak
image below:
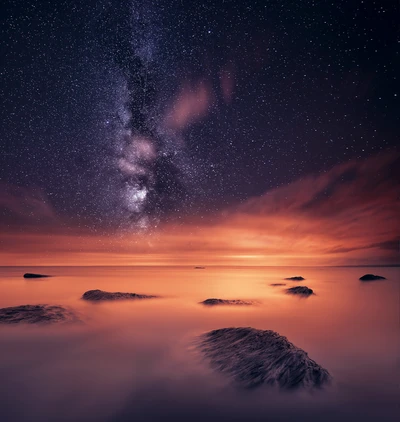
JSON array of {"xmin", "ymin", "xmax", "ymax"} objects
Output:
[{"xmin": 0, "ymin": 182, "xmax": 57, "ymax": 226}]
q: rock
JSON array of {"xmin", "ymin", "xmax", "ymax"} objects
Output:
[
  {"xmin": 270, "ymin": 283, "xmax": 286, "ymax": 286},
  {"xmin": 194, "ymin": 266, "xmax": 205, "ymax": 269},
  {"xmin": 197, "ymin": 327, "xmax": 331, "ymax": 390},
  {"xmin": 286, "ymin": 286, "xmax": 314, "ymax": 296},
  {"xmin": 82, "ymin": 289, "xmax": 157, "ymax": 301},
  {"xmin": 0, "ymin": 304, "xmax": 78, "ymax": 324},
  {"xmin": 284, "ymin": 276, "xmax": 305, "ymax": 281},
  {"xmin": 359, "ymin": 274, "xmax": 386, "ymax": 281},
  {"xmin": 201, "ymin": 298, "xmax": 254, "ymax": 306},
  {"xmin": 23, "ymin": 273, "xmax": 50, "ymax": 278}
]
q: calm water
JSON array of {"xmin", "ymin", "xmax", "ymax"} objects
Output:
[{"xmin": 0, "ymin": 266, "xmax": 399, "ymax": 422}]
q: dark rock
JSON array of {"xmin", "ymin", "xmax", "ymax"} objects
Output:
[
  {"xmin": 201, "ymin": 298, "xmax": 254, "ymax": 306},
  {"xmin": 270, "ymin": 283, "xmax": 286, "ymax": 286},
  {"xmin": 82, "ymin": 289, "xmax": 157, "ymax": 301},
  {"xmin": 284, "ymin": 276, "xmax": 305, "ymax": 281},
  {"xmin": 197, "ymin": 327, "xmax": 331, "ymax": 390},
  {"xmin": 23, "ymin": 273, "xmax": 50, "ymax": 278},
  {"xmin": 0, "ymin": 304, "xmax": 78, "ymax": 324},
  {"xmin": 286, "ymin": 286, "xmax": 314, "ymax": 296},
  {"xmin": 359, "ymin": 274, "xmax": 386, "ymax": 281}
]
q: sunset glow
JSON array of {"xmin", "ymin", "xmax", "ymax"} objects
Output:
[{"xmin": 1, "ymin": 152, "xmax": 398, "ymax": 266}]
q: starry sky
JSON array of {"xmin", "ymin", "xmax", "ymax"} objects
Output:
[{"xmin": 1, "ymin": 0, "xmax": 399, "ymax": 265}]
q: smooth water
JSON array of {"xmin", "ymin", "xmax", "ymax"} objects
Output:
[{"xmin": 0, "ymin": 266, "xmax": 399, "ymax": 422}]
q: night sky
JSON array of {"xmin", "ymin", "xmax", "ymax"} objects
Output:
[{"xmin": 1, "ymin": 0, "xmax": 399, "ymax": 248}]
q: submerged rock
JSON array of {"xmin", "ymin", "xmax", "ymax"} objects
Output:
[
  {"xmin": 0, "ymin": 304, "xmax": 77, "ymax": 324},
  {"xmin": 270, "ymin": 283, "xmax": 286, "ymax": 286},
  {"xmin": 201, "ymin": 298, "xmax": 254, "ymax": 306},
  {"xmin": 82, "ymin": 289, "xmax": 157, "ymax": 301},
  {"xmin": 359, "ymin": 274, "xmax": 386, "ymax": 281},
  {"xmin": 198, "ymin": 327, "xmax": 331, "ymax": 390},
  {"xmin": 286, "ymin": 286, "xmax": 314, "ymax": 296},
  {"xmin": 23, "ymin": 273, "xmax": 50, "ymax": 278},
  {"xmin": 285, "ymin": 276, "xmax": 305, "ymax": 281}
]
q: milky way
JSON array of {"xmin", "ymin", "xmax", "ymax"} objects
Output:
[{"xmin": 94, "ymin": 1, "xmax": 197, "ymax": 231}]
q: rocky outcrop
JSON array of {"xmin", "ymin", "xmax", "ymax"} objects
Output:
[
  {"xmin": 200, "ymin": 298, "xmax": 254, "ymax": 306},
  {"xmin": 23, "ymin": 273, "xmax": 50, "ymax": 278},
  {"xmin": 286, "ymin": 286, "xmax": 314, "ymax": 296},
  {"xmin": 284, "ymin": 276, "xmax": 305, "ymax": 281},
  {"xmin": 197, "ymin": 327, "xmax": 331, "ymax": 390},
  {"xmin": 0, "ymin": 304, "xmax": 77, "ymax": 324},
  {"xmin": 359, "ymin": 274, "xmax": 386, "ymax": 281},
  {"xmin": 82, "ymin": 289, "xmax": 157, "ymax": 301}
]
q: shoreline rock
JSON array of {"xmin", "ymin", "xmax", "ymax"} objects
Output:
[
  {"xmin": 23, "ymin": 273, "xmax": 50, "ymax": 278},
  {"xmin": 197, "ymin": 327, "xmax": 331, "ymax": 389},
  {"xmin": 359, "ymin": 274, "xmax": 386, "ymax": 281},
  {"xmin": 286, "ymin": 286, "xmax": 314, "ymax": 296},
  {"xmin": 284, "ymin": 276, "xmax": 305, "ymax": 281},
  {"xmin": 82, "ymin": 289, "xmax": 157, "ymax": 302},
  {"xmin": 0, "ymin": 304, "xmax": 78, "ymax": 324},
  {"xmin": 200, "ymin": 298, "xmax": 254, "ymax": 306}
]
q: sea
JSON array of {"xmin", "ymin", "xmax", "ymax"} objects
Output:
[{"xmin": 0, "ymin": 265, "xmax": 399, "ymax": 422}]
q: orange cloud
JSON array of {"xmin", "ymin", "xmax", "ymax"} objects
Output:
[
  {"xmin": 158, "ymin": 150, "xmax": 399, "ymax": 265},
  {"xmin": 164, "ymin": 80, "xmax": 213, "ymax": 130},
  {"xmin": 0, "ymin": 182, "xmax": 56, "ymax": 225}
]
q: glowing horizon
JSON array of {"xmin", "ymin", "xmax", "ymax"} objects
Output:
[{"xmin": 1, "ymin": 151, "xmax": 398, "ymax": 267}]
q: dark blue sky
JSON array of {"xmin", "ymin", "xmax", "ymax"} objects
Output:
[{"xmin": 1, "ymin": 0, "xmax": 398, "ymax": 231}]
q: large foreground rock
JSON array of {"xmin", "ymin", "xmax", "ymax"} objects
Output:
[
  {"xmin": 201, "ymin": 298, "xmax": 254, "ymax": 306},
  {"xmin": 286, "ymin": 286, "xmax": 314, "ymax": 296},
  {"xmin": 23, "ymin": 273, "xmax": 50, "ymax": 278},
  {"xmin": 82, "ymin": 289, "xmax": 157, "ymax": 301},
  {"xmin": 0, "ymin": 305, "xmax": 77, "ymax": 324},
  {"xmin": 359, "ymin": 274, "xmax": 386, "ymax": 281},
  {"xmin": 198, "ymin": 327, "xmax": 331, "ymax": 390}
]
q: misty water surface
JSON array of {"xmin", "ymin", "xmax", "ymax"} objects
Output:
[{"xmin": 0, "ymin": 266, "xmax": 399, "ymax": 422}]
